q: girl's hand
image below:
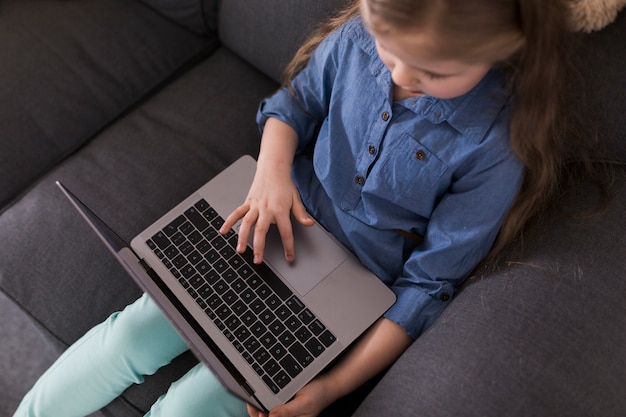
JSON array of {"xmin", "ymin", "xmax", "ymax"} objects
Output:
[
  {"xmin": 221, "ymin": 164, "xmax": 313, "ymax": 264},
  {"xmin": 246, "ymin": 375, "xmax": 337, "ymax": 417},
  {"xmin": 219, "ymin": 118, "xmax": 313, "ymax": 264}
]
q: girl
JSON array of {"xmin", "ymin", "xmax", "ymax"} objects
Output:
[{"xmin": 15, "ymin": 1, "xmax": 582, "ymax": 416}]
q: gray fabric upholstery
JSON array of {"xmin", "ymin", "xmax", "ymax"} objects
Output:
[
  {"xmin": 139, "ymin": 0, "xmax": 219, "ymax": 34},
  {"xmin": 0, "ymin": 0, "xmax": 214, "ymax": 209},
  {"xmin": 219, "ymin": 0, "xmax": 350, "ymax": 82},
  {"xmin": 574, "ymin": 10, "xmax": 626, "ymax": 163}
]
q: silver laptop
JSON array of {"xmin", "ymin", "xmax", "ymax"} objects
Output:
[{"xmin": 57, "ymin": 155, "xmax": 395, "ymax": 412}]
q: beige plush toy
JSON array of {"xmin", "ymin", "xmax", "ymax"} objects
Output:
[{"xmin": 568, "ymin": 0, "xmax": 626, "ymax": 32}]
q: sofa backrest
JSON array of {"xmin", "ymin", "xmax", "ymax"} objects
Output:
[
  {"xmin": 218, "ymin": 0, "xmax": 350, "ymax": 83},
  {"xmin": 575, "ymin": 10, "xmax": 626, "ymax": 164},
  {"xmin": 139, "ymin": 0, "xmax": 219, "ymax": 34}
]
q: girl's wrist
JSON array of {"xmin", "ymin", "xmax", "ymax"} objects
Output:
[{"xmin": 315, "ymin": 371, "xmax": 349, "ymax": 405}]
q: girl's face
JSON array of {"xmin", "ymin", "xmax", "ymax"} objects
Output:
[{"xmin": 371, "ymin": 27, "xmax": 492, "ymax": 100}]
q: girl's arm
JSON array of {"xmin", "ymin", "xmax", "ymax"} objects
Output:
[
  {"xmin": 248, "ymin": 317, "xmax": 413, "ymax": 417},
  {"xmin": 221, "ymin": 117, "xmax": 314, "ymax": 263}
]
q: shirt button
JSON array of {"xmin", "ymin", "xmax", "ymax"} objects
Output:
[
  {"xmin": 381, "ymin": 111, "xmax": 390, "ymax": 122},
  {"xmin": 368, "ymin": 145, "xmax": 376, "ymax": 155},
  {"xmin": 415, "ymin": 150, "xmax": 426, "ymax": 160},
  {"xmin": 355, "ymin": 175, "xmax": 365, "ymax": 185},
  {"xmin": 440, "ymin": 293, "xmax": 450, "ymax": 302}
]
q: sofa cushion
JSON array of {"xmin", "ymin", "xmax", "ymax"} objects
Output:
[
  {"xmin": 0, "ymin": 46, "xmax": 278, "ymax": 415},
  {"xmin": 139, "ymin": 0, "xmax": 219, "ymax": 34},
  {"xmin": 218, "ymin": 0, "xmax": 350, "ymax": 82},
  {"xmin": 0, "ymin": 0, "xmax": 215, "ymax": 209}
]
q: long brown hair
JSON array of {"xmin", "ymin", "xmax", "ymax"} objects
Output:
[{"xmin": 283, "ymin": 0, "xmax": 599, "ymax": 258}]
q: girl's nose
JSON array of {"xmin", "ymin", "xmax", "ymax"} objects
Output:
[{"xmin": 392, "ymin": 63, "xmax": 418, "ymax": 89}]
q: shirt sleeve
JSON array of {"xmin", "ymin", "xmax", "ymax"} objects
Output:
[
  {"xmin": 384, "ymin": 125, "xmax": 525, "ymax": 339},
  {"xmin": 256, "ymin": 25, "xmax": 346, "ymax": 149}
]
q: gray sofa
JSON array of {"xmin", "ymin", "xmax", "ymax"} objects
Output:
[{"xmin": 1, "ymin": 0, "xmax": 624, "ymax": 416}]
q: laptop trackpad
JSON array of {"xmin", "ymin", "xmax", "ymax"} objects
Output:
[{"xmin": 257, "ymin": 222, "xmax": 349, "ymax": 296}]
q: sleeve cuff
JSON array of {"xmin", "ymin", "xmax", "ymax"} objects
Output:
[
  {"xmin": 384, "ymin": 284, "xmax": 453, "ymax": 339},
  {"xmin": 256, "ymin": 88, "xmax": 320, "ymax": 149}
]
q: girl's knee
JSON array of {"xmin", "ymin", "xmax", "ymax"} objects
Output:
[
  {"xmin": 147, "ymin": 364, "xmax": 247, "ymax": 417},
  {"xmin": 105, "ymin": 295, "xmax": 184, "ymax": 351},
  {"xmin": 96, "ymin": 294, "xmax": 188, "ymax": 376}
]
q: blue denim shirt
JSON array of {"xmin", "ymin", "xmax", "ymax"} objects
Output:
[{"xmin": 257, "ymin": 18, "xmax": 524, "ymax": 339}]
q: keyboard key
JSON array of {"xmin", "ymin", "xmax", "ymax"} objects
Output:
[
  {"xmin": 234, "ymin": 326, "xmax": 251, "ymax": 342},
  {"xmin": 259, "ymin": 309, "xmax": 276, "ymax": 325},
  {"xmin": 273, "ymin": 371, "xmax": 290, "ymax": 390},
  {"xmin": 269, "ymin": 343, "xmax": 287, "ymax": 360},
  {"xmin": 164, "ymin": 215, "xmax": 186, "ymax": 237},
  {"xmin": 203, "ymin": 228, "xmax": 219, "ymax": 241},
  {"xmin": 173, "ymin": 254, "xmax": 187, "ymax": 269},
  {"xmin": 295, "ymin": 326, "xmax": 312, "ymax": 343},
  {"xmin": 207, "ymin": 294, "xmax": 222, "ymax": 310},
  {"xmin": 298, "ymin": 309, "xmax": 315, "ymax": 325},
  {"xmin": 268, "ymin": 320, "xmax": 286, "ymax": 337},
  {"xmin": 308, "ymin": 319, "xmax": 326, "ymax": 336},
  {"xmin": 254, "ymin": 348, "xmax": 270, "ymax": 365},
  {"xmin": 276, "ymin": 305, "xmax": 292, "ymax": 321},
  {"xmin": 285, "ymin": 316, "xmax": 302, "ymax": 333},
  {"xmin": 188, "ymin": 230, "xmax": 203, "ymax": 245},
  {"xmin": 278, "ymin": 330, "xmax": 296, "ymax": 348},
  {"xmin": 194, "ymin": 199, "xmax": 210, "ymax": 212},
  {"xmin": 215, "ymin": 305, "xmax": 232, "ymax": 321},
  {"xmin": 250, "ymin": 321, "xmax": 265, "ymax": 338},
  {"xmin": 171, "ymin": 231, "xmax": 185, "ymax": 246},
  {"xmin": 184, "ymin": 207, "xmax": 209, "ymax": 232},
  {"xmin": 319, "ymin": 330, "xmax": 337, "ymax": 347},
  {"xmin": 289, "ymin": 342, "xmax": 314, "ymax": 368},
  {"xmin": 255, "ymin": 283, "xmax": 271, "ymax": 300},
  {"xmin": 263, "ymin": 359, "xmax": 280, "ymax": 377},
  {"xmin": 232, "ymin": 300, "xmax": 247, "ymax": 316},
  {"xmin": 263, "ymin": 375, "xmax": 281, "ymax": 394},
  {"xmin": 179, "ymin": 241, "xmax": 194, "ymax": 256},
  {"xmin": 286, "ymin": 296, "xmax": 305, "ymax": 314},
  {"xmin": 196, "ymin": 239, "xmax": 211, "ymax": 254},
  {"xmin": 202, "ymin": 205, "xmax": 218, "ymax": 220},
  {"xmin": 305, "ymin": 338, "xmax": 325, "ymax": 358},
  {"xmin": 244, "ymin": 337, "xmax": 261, "ymax": 354},
  {"xmin": 280, "ymin": 355, "xmax": 303, "ymax": 378},
  {"xmin": 259, "ymin": 332, "xmax": 277, "ymax": 349},
  {"xmin": 188, "ymin": 275, "xmax": 205, "ymax": 290},
  {"xmin": 240, "ymin": 289, "xmax": 256, "ymax": 304},
  {"xmin": 179, "ymin": 221, "xmax": 195, "ymax": 236},
  {"xmin": 197, "ymin": 285, "xmax": 213, "ymax": 300},
  {"xmin": 196, "ymin": 260, "xmax": 211, "ymax": 276},
  {"xmin": 164, "ymin": 245, "xmax": 180, "ymax": 259},
  {"xmin": 187, "ymin": 250, "xmax": 203, "ymax": 265},
  {"xmin": 204, "ymin": 248, "xmax": 220, "ymax": 263},
  {"xmin": 222, "ymin": 289, "xmax": 238, "ymax": 305},
  {"xmin": 151, "ymin": 231, "xmax": 170, "ymax": 250}
]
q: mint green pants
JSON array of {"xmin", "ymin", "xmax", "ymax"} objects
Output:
[{"xmin": 14, "ymin": 293, "xmax": 247, "ymax": 417}]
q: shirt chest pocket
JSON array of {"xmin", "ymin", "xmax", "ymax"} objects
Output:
[{"xmin": 368, "ymin": 133, "xmax": 448, "ymax": 209}]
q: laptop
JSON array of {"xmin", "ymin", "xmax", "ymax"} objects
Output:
[{"xmin": 56, "ymin": 154, "xmax": 396, "ymax": 412}]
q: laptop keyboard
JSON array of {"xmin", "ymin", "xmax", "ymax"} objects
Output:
[{"xmin": 146, "ymin": 199, "xmax": 337, "ymax": 394}]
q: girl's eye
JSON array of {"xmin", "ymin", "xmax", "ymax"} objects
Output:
[{"xmin": 423, "ymin": 71, "xmax": 447, "ymax": 80}]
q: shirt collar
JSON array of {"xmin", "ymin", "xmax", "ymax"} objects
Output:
[{"xmin": 347, "ymin": 18, "xmax": 511, "ymax": 144}]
